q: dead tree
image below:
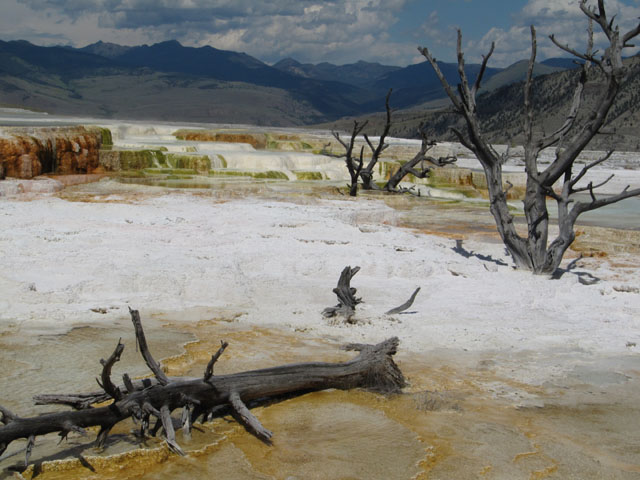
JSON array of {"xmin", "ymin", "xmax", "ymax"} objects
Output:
[
  {"xmin": 419, "ymin": 0, "xmax": 640, "ymax": 274},
  {"xmin": 332, "ymin": 121, "xmax": 367, "ymax": 196},
  {"xmin": 322, "ymin": 266, "xmax": 362, "ymax": 322},
  {"xmin": 360, "ymin": 89, "xmax": 393, "ymax": 190},
  {"xmin": 322, "ymin": 267, "xmax": 422, "ymax": 321},
  {"xmin": 385, "ymin": 125, "xmax": 457, "ymax": 193},
  {"xmin": 0, "ymin": 308, "xmax": 405, "ymax": 465},
  {"xmin": 332, "ymin": 92, "xmax": 456, "ymax": 196}
]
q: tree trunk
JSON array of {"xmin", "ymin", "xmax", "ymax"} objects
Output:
[
  {"xmin": 419, "ymin": 7, "xmax": 640, "ymax": 276},
  {"xmin": 0, "ymin": 310, "xmax": 404, "ymax": 463},
  {"xmin": 360, "ymin": 170, "xmax": 377, "ymax": 191},
  {"xmin": 348, "ymin": 178, "xmax": 359, "ymax": 197},
  {"xmin": 322, "ymin": 266, "xmax": 362, "ymax": 322},
  {"xmin": 481, "ymin": 162, "xmax": 531, "ymax": 270}
]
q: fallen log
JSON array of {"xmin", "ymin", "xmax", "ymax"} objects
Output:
[{"xmin": 0, "ymin": 308, "xmax": 405, "ymax": 465}]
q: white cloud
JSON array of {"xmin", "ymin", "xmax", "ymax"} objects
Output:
[
  {"xmin": 4, "ymin": 0, "xmax": 639, "ymax": 67},
  {"xmin": 7, "ymin": 0, "xmax": 413, "ymax": 65},
  {"xmin": 470, "ymin": 0, "xmax": 640, "ymax": 66}
]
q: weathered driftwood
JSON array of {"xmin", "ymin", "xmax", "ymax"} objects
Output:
[
  {"xmin": 322, "ymin": 266, "xmax": 362, "ymax": 322},
  {"xmin": 0, "ymin": 308, "xmax": 405, "ymax": 464},
  {"xmin": 385, "ymin": 287, "xmax": 421, "ymax": 315},
  {"xmin": 323, "ymin": 267, "xmax": 423, "ymax": 320}
]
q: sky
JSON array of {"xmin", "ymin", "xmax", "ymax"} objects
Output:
[{"xmin": 1, "ymin": 0, "xmax": 639, "ymax": 67}]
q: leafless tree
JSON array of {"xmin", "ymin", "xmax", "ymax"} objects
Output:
[
  {"xmin": 333, "ymin": 90, "xmax": 456, "ymax": 196},
  {"xmin": 419, "ymin": 0, "xmax": 640, "ymax": 274},
  {"xmin": 384, "ymin": 124, "xmax": 456, "ymax": 193},
  {"xmin": 332, "ymin": 120, "xmax": 367, "ymax": 196},
  {"xmin": 360, "ymin": 89, "xmax": 393, "ymax": 190}
]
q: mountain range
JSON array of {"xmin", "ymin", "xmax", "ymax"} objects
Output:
[{"xmin": 0, "ymin": 38, "xmax": 584, "ymax": 127}]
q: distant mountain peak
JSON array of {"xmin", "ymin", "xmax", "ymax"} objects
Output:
[
  {"xmin": 273, "ymin": 57, "xmax": 302, "ymax": 67},
  {"xmin": 80, "ymin": 40, "xmax": 131, "ymax": 59},
  {"xmin": 153, "ymin": 39, "xmax": 182, "ymax": 48}
]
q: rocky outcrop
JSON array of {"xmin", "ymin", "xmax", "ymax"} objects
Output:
[{"xmin": 0, "ymin": 126, "xmax": 107, "ymax": 179}]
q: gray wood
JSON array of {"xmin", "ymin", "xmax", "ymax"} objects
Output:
[
  {"xmin": 129, "ymin": 307, "xmax": 170, "ymax": 385},
  {"xmin": 385, "ymin": 125, "xmax": 456, "ymax": 193},
  {"xmin": 332, "ymin": 122, "xmax": 367, "ymax": 196},
  {"xmin": 385, "ymin": 287, "xmax": 421, "ymax": 315},
  {"xmin": 322, "ymin": 266, "xmax": 362, "ymax": 322},
  {"xmin": 418, "ymin": 2, "xmax": 640, "ymax": 274},
  {"xmin": 0, "ymin": 309, "xmax": 405, "ymax": 463},
  {"xmin": 360, "ymin": 89, "xmax": 393, "ymax": 190}
]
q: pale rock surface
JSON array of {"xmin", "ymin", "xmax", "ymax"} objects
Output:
[{"xmin": 0, "ymin": 183, "xmax": 638, "ymax": 387}]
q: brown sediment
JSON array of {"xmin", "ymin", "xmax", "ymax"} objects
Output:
[
  {"xmin": 43, "ymin": 173, "xmax": 108, "ymax": 187},
  {"xmin": 2, "ymin": 319, "xmax": 640, "ymax": 479}
]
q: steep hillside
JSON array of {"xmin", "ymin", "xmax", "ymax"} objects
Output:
[
  {"xmin": 479, "ymin": 60, "xmax": 565, "ymax": 92},
  {"xmin": 0, "ymin": 40, "xmax": 118, "ymax": 80},
  {"xmin": 322, "ymin": 56, "xmax": 640, "ymax": 152},
  {"xmin": 368, "ymin": 60, "xmax": 502, "ymax": 110}
]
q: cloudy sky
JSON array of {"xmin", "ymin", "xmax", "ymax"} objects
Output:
[{"xmin": 1, "ymin": 0, "xmax": 639, "ymax": 67}]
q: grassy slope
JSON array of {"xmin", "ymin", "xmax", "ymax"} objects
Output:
[{"xmin": 0, "ymin": 71, "xmax": 326, "ymax": 126}]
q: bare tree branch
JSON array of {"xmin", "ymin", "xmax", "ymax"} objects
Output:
[
  {"xmin": 572, "ymin": 186, "xmax": 640, "ymax": 216},
  {"xmin": 420, "ymin": 0, "xmax": 640, "ymax": 274},
  {"xmin": 98, "ymin": 339, "xmax": 125, "ymax": 401},
  {"xmin": 569, "ymin": 150, "xmax": 614, "ymax": 190},
  {"xmin": 203, "ymin": 341, "xmax": 229, "ymax": 382},
  {"xmin": 549, "ymin": 34, "xmax": 602, "ymax": 70},
  {"xmin": 160, "ymin": 405, "xmax": 185, "ymax": 456},
  {"xmin": 0, "ymin": 312, "xmax": 406, "ymax": 464},
  {"xmin": 472, "ymin": 42, "xmax": 496, "ymax": 97},
  {"xmin": 230, "ymin": 391, "xmax": 273, "ymax": 444},
  {"xmin": 332, "ymin": 121, "xmax": 368, "ymax": 196},
  {"xmin": 129, "ymin": 307, "xmax": 170, "ymax": 385},
  {"xmin": 572, "ymin": 174, "xmax": 615, "ymax": 194},
  {"xmin": 385, "ymin": 288, "xmax": 421, "ymax": 315},
  {"xmin": 361, "ymin": 89, "xmax": 393, "ymax": 190},
  {"xmin": 524, "ymin": 25, "xmax": 538, "ymax": 172},
  {"xmin": 417, "ymin": 47, "xmax": 464, "ymax": 113}
]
